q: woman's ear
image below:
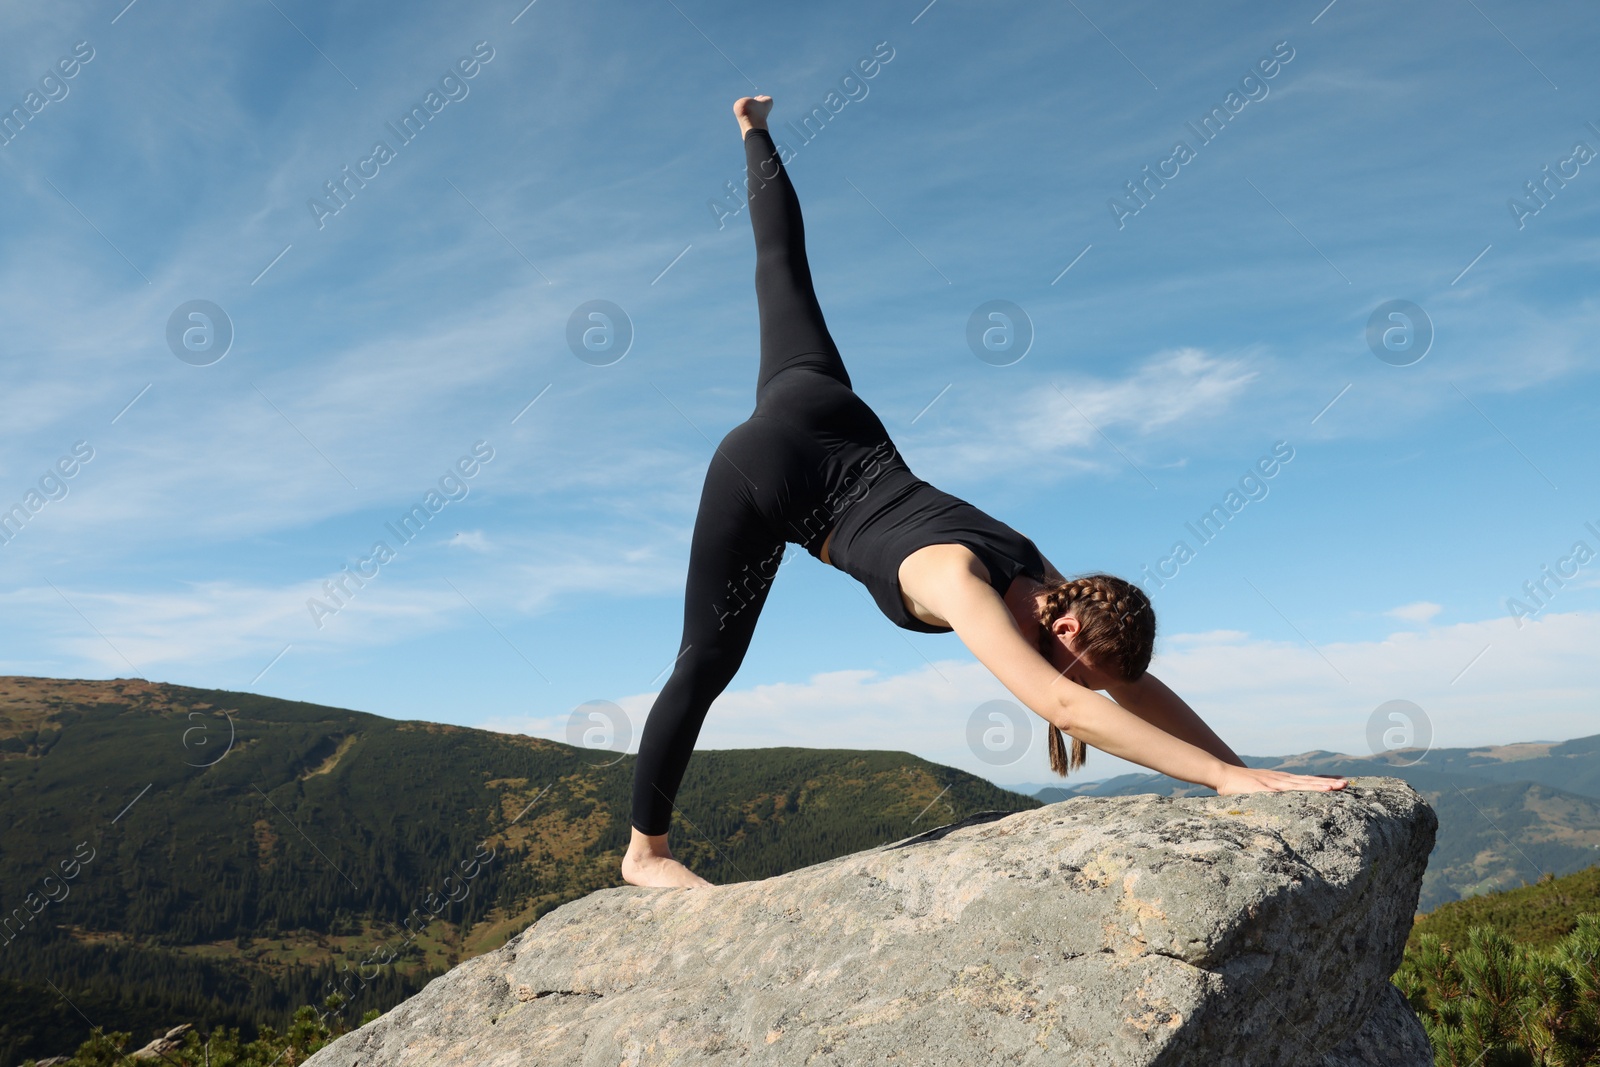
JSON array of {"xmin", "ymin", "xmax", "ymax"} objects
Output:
[{"xmin": 1052, "ymin": 612, "xmax": 1081, "ymax": 640}]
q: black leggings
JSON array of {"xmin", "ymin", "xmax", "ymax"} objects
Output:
[{"xmin": 629, "ymin": 127, "xmax": 855, "ymax": 836}]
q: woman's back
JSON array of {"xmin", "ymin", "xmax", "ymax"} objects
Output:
[{"xmin": 751, "ymin": 367, "xmax": 1046, "ymax": 633}]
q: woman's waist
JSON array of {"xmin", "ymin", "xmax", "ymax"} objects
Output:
[
  {"xmin": 824, "ymin": 474, "xmax": 954, "ymax": 566},
  {"xmin": 787, "ymin": 443, "xmax": 915, "ymax": 556}
]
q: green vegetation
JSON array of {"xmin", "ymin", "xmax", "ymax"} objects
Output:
[
  {"xmin": 1397, "ymin": 915, "xmax": 1600, "ymax": 1065},
  {"xmin": 1390, "ymin": 865, "xmax": 1600, "ymax": 1065},
  {"xmin": 25, "ymin": 878, "xmax": 1600, "ymax": 1067},
  {"xmin": 1410, "ymin": 867, "xmax": 1600, "ymax": 953},
  {"xmin": 0, "ymin": 677, "xmax": 1036, "ymax": 1066},
  {"xmin": 16, "ymin": 995, "xmax": 376, "ymax": 1067},
  {"xmin": 11, "ymin": 676, "xmax": 1600, "ymax": 1065}
]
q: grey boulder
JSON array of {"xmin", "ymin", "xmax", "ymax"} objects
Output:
[{"xmin": 305, "ymin": 776, "xmax": 1435, "ymax": 1066}]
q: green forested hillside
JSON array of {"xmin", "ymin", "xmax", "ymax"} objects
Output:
[
  {"xmin": 0, "ymin": 676, "xmax": 1037, "ymax": 1067},
  {"xmin": 9, "ymin": 673, "xmax": 1599, "ymax": 1067},
  {"xmin": 1409, "ymin": 864, "xmax": 1600, "ymax": 952},
  {"xmin": 22, "ymin": 858, "xmax": 1600, "ymax": 1067},
  {"xmin": 1396, "ymin": 864, "xmax": 1600, "ymax": 1065}
]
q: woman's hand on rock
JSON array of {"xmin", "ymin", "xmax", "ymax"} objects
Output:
[{"xmin": 1214, "ymin": 765, "xmax": 1347, "ymax": 795}]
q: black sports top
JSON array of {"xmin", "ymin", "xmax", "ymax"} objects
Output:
[
  {"xmin": 825, "ymin": 474, "xmax": 1048, "ymax": 633},
  {"xmin": 750, "ymin": 365, "xmax": 1048, "ymax": 634},
  {"xmin": 752, "ymin": 379, "xmax": 1049, "ymax": 633}
]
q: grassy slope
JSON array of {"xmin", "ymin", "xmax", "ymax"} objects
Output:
[
  {"xmin": 10, "ymin": 673, "xmax": 1596, "ymax": 1064},
  {"xmin": 0, "ymin": 675, "xmax": 1038, "ymax": 1066},
  {"xmin": 1407, "ymin": 862, "xmax": 1600, "ymax": 951}
]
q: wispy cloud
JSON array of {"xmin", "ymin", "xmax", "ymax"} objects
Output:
[
  {"xmin": 1386, "ymin": 601, "xmax": 1443, "ymax": 624},
  {"xmin": 907, "ymin": 347, "xmax": 1260, "ymax": 484},
  {"xmin": 478, "ymin": 609, "xmax": 1600, "ymax": 786},
  {"xmin": 0, "ymin": 0, "xmax": 1594, "ymax": 748},
  {"xmin": 448, "ymin": 530, "xmax": 490, "ymax": 552}
]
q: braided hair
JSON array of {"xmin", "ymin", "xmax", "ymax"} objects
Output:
[{"xmin": 1033, "ymin": 573, "xmax": 1156, "ymax": 777}]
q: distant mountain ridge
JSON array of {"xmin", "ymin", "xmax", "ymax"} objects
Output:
[
  {"xmin": 3, "ymin": 675, "xmax": 1596, "ymax": 1065},
  {"xmin": 1023, "ymin": 735, "xmax": 1600, "ymax": 910}
]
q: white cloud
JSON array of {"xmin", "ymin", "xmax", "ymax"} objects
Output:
[
  {"xmin": 480, "ymin": 659, "xmax": 1017, "ymax": 773},
  {"xmin": 448, "ymin": 530, "xmax": 490, "ymax": 552},
  {"xmin": 0, "ymin": 576, "xmax": 462, "ymax": 678},
  {"xmin": 483, "ymin": 609, "xmax": 1600, "ymax": 787},
  {"xmin": 1386, "ymin": 601, "xmax": 1443, "ymax": 624},
  {"xmin": 0, "ymin": 519, "xmax": 692, "ymax": 680},
  {"xmin": 3, "ymin": 0, "xmax": 1598, "ymax": 792},
  {"xmin": 911, "ymin": 347, "xmax": 1261, "ymax": 485}
]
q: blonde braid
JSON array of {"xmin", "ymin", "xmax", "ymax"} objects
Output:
[{"xmin": 1034, "ymin": 573, "xmax": 1156, "ymax": 779}]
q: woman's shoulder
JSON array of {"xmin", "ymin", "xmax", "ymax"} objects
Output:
[{"xmin": 1022, "ymin": 535, "xmax": 1065, "ymax": 583}]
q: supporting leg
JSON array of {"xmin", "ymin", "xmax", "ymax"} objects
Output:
[{"xmin": 624, "ymin": 434, "xmax": 785, "ymax": 888}]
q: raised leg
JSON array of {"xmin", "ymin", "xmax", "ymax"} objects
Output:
[
  {"xmin": 624, "ymin": 431, "xmax": 786, "ymax": 888},
  {"xmin": 738, "ymin": 97, "xmax": 853, "ymax": 399}
]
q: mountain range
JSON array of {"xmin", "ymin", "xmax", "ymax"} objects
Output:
[
  {"xmin": 3, "ymin": 675, "xmax": 1596, "ymax": 1065},
  {"xmin": 1015, "ymin": 735, "xmax": 1600, "ymax": 910}
]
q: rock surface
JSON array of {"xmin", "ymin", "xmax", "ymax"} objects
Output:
[
  {"xmin": 131, "ymin": 1023, "xmax": 192, "ymax": 1060},
  {"xmin": 305, "ymin": 777, "xmax": 1436, "ymax": 1066}
]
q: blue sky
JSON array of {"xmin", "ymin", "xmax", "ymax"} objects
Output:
[{"xmin": 0, "ymin": 0, "xmax": 1596, "ymax": 793}]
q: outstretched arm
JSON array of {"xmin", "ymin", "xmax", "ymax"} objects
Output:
[
  {"xmin": 1106, "ymin": 673, "xmax": 1246, "ymax": 768},
  {"xmin": 932, "ymin": 570, "xmax": 1346, "ymax": 794},
  {"xmin": 936, "ymin": 574, "xmax": 1230, "ymax": 788}
]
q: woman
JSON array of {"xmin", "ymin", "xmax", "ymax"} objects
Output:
[{"xmin": 621, "ymin": 96, "xmax": 1346, "ymax": 890}]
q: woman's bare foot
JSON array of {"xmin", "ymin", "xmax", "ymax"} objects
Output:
[
  {"xmin": 621, "ymin": 828, "xmax": 714, "ymax": 889},
  {"xmin": 733, "ymin": 95, "xmax": 772, "ymax": 137}
]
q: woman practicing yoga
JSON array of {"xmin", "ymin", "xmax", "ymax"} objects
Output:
[{"xmin": 621, "ymin": 97, "xmax": 1346, "ymax": 890}]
